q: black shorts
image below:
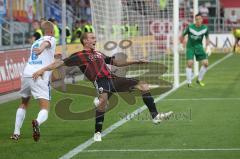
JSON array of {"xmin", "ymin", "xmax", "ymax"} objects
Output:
[{"xmin": 94, "ymin": 77, "xmax": 139, "ymax": 94}]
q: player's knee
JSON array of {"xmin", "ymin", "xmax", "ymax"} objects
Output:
[
  {"xmin": 202, "ymin": 61, "xmax": 208, "ymax": 67},
  {"xmin": 21, "ymin": 97, "xmax": 30, "ymax": 109},
  {"xmin": 97, "ymin": 95, "xmax": 108, "ymax": 111},
  {"xmin": 19, "ymin": 104, "xmax": 28, "ymax": 109},
  {"xmin": 187, "ymin": 61, "xmax": 193, "ymax": 68},
  {"xmin": 98, "ymin": 97, "xmax": 107, "ymax": 105},
  {"xmin": 137, "ymin": 82, "xmax": 150, "ymax": 93},
  {"xmin": 39, "ymin": 98, "xmax": 50, "ymax": 110},
  {"xmin": 97, "ymin": 100, "xmax": 107, "ymax": 112}
]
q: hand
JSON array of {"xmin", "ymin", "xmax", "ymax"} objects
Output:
[
  {"xmin": 179, "ymin": 36, "xmax": 184, "ymax": 43},
  {"xmin": 33, "ymin": 48, "xmax": 43, "ymax": 55},
  {"xmin": 32, "ymin": 69, "xmax": 45, "ymax": 80}
]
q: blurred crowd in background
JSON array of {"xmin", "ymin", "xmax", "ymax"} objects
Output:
[
  {"xmin": 0, "ymin": 0, "xmax": 93, "ymax": 48},
  {"xmin": 0, "ymin": 0, "xmax": 240, "ymax": 49}
]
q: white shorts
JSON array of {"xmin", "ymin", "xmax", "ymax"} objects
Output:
[{"xmin": 19, "ymin": 77, "xmax": 51, "ymax": 100}]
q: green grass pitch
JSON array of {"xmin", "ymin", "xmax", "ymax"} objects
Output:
[{"xmin": 0, "ymin": 54, "xmax": 240, "ymax": 159}]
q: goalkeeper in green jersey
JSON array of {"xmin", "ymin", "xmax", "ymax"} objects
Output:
[
  {"xmin": 233, "ymin": 28, "xmax": 240, "ymax": 52},
  {"xmin": 180, "ymin": 13, "xmax": 210, "ymax": 87}
]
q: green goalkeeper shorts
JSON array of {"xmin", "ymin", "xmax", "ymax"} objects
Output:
[{"xmin": 186, "ymin": 46, "xmax": 208, "ymax": 61}]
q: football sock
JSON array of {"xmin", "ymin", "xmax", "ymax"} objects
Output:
[
  {"xmin": 14, "ymin": 107, "xmax": 26, "ymax": 135},
  {"xmin": 198, "ymin": 65, "xmax": 207, "ymax": 81},
  {"xmin": 186, "ymin": 67, "xmax": 192, "ymax": 84},
  {"xmin": 95, "ymin": 110, "xmax": 105, "ymax": 133},
  {"xmin": 142, "ymin": 92, "xmax": 158, "ymax": 119},
  {"xmin": 36, "ymin": 109, "xmax": 48, "ymax": 126}
]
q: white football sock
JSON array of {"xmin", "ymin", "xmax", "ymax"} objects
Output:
[
  {"xmin": 186, "ymin": 67, "xmax": 193, "ymax": 84},
  {"xmin": 36, "ymin": 109, "xmax": 48, "ymax": 126},
  {"xmin": 14, "ymin": 108, "xmax": 26, "ymax": 135},
  {"xmin": 198, "ymin": 66, "xmax": 207, "ymax": 81}
]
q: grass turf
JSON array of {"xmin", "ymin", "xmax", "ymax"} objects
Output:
[{"xmin": 0, "ymin": 54, "xmax": 239, "ymax": 159}]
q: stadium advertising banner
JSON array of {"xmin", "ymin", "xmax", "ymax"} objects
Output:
[
  {"xmin": 208, "ymin": 34, "xmax": 235, "ymax": 53},
  {"xmin": 149, "ymin": 20, "xmax": 235, "ymax": 53},
  {"xmin": 0, "ymin": 49, "xmax": 29, "ymax": 94}
]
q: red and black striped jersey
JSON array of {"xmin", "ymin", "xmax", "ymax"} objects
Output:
[{"xmin": 63, "ymin": 49, "xmax": 114, "ymax": 81}]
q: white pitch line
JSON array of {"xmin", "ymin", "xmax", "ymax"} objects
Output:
[
  {"xmin": 82, "ymin": 148, "xmax": 240, "ymax": 152},
  {"xmin": 59, "ymin": 53, "xmax": 233, "ymax": 159},
  {"xmin": 163, "ymin": 97, "xmax": 240, "ymax": 101},
  {"xmin": 204, "ymin": 53, "xmax": 233, "ymax": 70}
]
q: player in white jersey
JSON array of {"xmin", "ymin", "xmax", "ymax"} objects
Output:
[{"xmin": 10, "ymin": 21, "xmax": 56, "ymax": 142}]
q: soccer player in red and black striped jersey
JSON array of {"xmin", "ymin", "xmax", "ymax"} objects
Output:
[{"xmin": 32, "ymin": 32, "xmax": 173, "ymax": 142}]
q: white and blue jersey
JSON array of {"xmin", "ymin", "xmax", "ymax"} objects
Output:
[
  {"xmin": 20, "ymin": 36, "xmax": 56, "ymax": 100},
  {"xmin": 23, "ymin": 36, "xmax": 56, "ymax": 80}
]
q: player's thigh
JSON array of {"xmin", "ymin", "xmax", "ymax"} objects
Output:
[
  {"xmin": 134, "ymin": 81, "xmax": 150, "ymax": 93},
  {"xmin": 195, "ymin": 52, "xmax": 208, "ymax": 62},
  {"xmin": 195, "ymin": 47, "xmax": 208, "ymax": 61},
  {"xmin": 31, "ymin": 78, "xmax": 51, "ymax": 101},
  {"xmin": 19, "ymin": 77, "xmax": 32, "ymax": 99},
  {"xmin": 98, "ymin": 93, "xmax": 108, "ymax": 104},
  {"xmin": 110, "ymin": 77, "xmax": 139, "ymax": 92},
  {"xmin": 186, "ymin": 47, "xmax": 195, "ymax": 61}
]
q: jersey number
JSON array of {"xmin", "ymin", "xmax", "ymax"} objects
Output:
[{"xmin": 31, "ymin": 43, "xmax": 39, "ymax": 60}]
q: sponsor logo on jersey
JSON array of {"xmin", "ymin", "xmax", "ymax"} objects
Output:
[
  {"xmin": 29, "ymin": 61, "xmax": 43, "ymax": 64},
  {"xmin": 29, "ymin": 42, "xmax": 43, "ymax": 64}
]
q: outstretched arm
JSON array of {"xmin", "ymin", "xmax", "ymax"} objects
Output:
[
  {"xmin": 33, "ymin": 41, "xmax": 51, "ymax": 55},
  {"xmin": 32, "ymin": 52, "xmax": 84, "ymax": 80},
  {"xmin": 112, "ymin": 59, "xmax": 148, "ymax": 67},
  {"xmin": 32, "ymin": 59, "xmax": 65, "ymax": 80}
]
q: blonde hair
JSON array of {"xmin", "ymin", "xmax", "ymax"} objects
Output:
[{"xmin": 41, "ymin": 21, "xmax": 54, "ymax": 34}]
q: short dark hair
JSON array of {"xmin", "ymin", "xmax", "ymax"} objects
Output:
[
  {"xmin": 195, "ymin": 13, "xmax": 202, "ymax": 17},
  {"xmin": 80, "ymin": 32, "xmax": 90, "ymax": 45}
]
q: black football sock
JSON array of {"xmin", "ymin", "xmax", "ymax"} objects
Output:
[
  {"xmin": 95, "ymin": 110, "xmax": 105, "ymax": 133},
  {"xmin": 142, "ymin": 92, "xmax": 158, "ymax": 119}
]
